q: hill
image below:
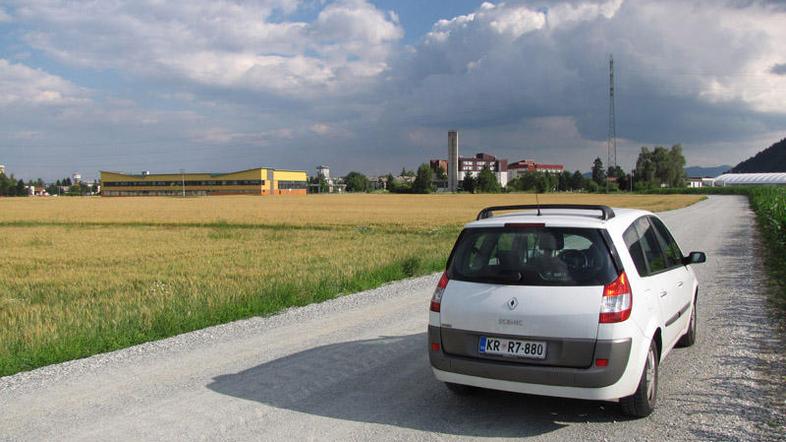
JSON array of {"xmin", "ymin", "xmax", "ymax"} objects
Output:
[
  {"xmin": 731, "ymin": 138, "xmax": 786, "ymax": 173},
  {"xmin": 684, "ymin": 165, "xmax": 732, "ymax": 177}
]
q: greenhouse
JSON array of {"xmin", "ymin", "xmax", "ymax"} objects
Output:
[{"xmin": 714, "ymin": 172, "xmax": 786, "ymax": 186}]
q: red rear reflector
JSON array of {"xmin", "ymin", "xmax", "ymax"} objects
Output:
[
  {"xmin": 437, "ymin": 272, "xmax": 449, "ymax": 289},
  {"xmin": 431, "ymin": 343, "xmax": 441, "ymax": 352},
  {"xmin": 504, "ymin": 223, "xmax": 546, "ymax": 228},
  {"xmin": 595, "ymin": 358, "xmax": 609, "ymax": 367},
  {"xmin": 430, "ymin": 272, "xmax": 448, "ymax": 312},
  {"xmin": 599, "ymin": 271, "xmax": 632, "ymax": 323}
]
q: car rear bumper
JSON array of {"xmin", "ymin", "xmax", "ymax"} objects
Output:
[{"xmin": 429, "ymin": 325, "xmax": 631, "ymax": 393}]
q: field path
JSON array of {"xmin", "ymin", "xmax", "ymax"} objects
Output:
[{"xmin": 1, "ymin": 195, "xmax": 784, "ymax": 441}]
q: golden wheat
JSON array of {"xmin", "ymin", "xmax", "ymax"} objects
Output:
[{"xmin": 0, "ymin": 193, "xmax": 702, "ymax": 376}]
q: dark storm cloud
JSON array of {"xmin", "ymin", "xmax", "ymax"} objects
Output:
[{"xmin": 770, "ymin": 63, "xmax": 786, "ymax": 75}]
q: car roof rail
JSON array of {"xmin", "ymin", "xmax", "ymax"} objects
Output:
[{"xmin": 476, "ymin": 204, "xmax": 616, "ymax": 221}]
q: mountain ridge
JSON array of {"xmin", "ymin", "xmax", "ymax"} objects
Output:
[{"xmin": 731, "ymin": 138, "xmax": 786, "ymax": 173}]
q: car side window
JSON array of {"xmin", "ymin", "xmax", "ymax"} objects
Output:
[
  {"xmin": 649, "ymin": 217, "xmax": 683, "ymax": 269},
  {"xmin": 634, "ymin": 217, "xmax": 668, "ymax": 274},
  {"xmin": 623, "ymin": 223, "xmax": 649, "ymax": 277}
]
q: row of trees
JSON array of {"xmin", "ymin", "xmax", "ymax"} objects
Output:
[
  {"xmin": 0, "ymin": 172, "xmax": 28, "ymax": 196},
  {"xmin": 0, "ymin": 169, "xmax": 99, "ymax": 197}
]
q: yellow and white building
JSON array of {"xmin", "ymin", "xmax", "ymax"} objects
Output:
[{"xmin": 100, "ymin": 168, "xmax": 308, "ymax": 197}]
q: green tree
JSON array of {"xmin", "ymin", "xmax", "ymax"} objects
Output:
[
  {"xmin": 570, "ymin": 170, "xmax": 585, "ymax": 191},
  {"xmin": 400, "ymin": 168, "xmax": 415, "ymax": 177},
  {"xmin": 617, "ymin": 173, "xmax": 631, "ymax": 192},
  {"xmin": 436, "ymin": 166, "xmax": 447, "ymax": 180},
  {"xmin": 591, "ymin": 157, "xmax": 606, "ymax": 186},
  {"xmin": 344, "ymin": 171, "xmax": 368, "ymax": 192},
  {"xmin": 15, "ymin": 179, "xmax": 26, "ymax": 196},
  {"xmin": 384, "ymin": 173, "xmax": 396, "ymax": 192},
  {"xmin": 412, "ymin": 163, "xmax": 434, "ymax": 194},
  {"xmin": 461, "ymin": 174, "xmax": 477, "ymax": 193},
  {"xmin": 476, "ymin": 166, "xmax": 501, "ymax": 193},
  {"xmin": 534, "ymin": 173, "xmax": 550, "ymax": 193},
  {"xmin": 634, "ymin": 144, "xmax": 686, "ymax": 188},
  {"xmin": 584, "ymin": 179, "xmax": 600, "ymax": 193},
  {"xmin": 557, "ymin": 171, "xmax": 571, "ymax": 191},
  {"xmin": 0, "ymin": 172, "xmax": 10, "ymax": 196},
  {"xmin": 668, "ymin": 144, "xmax": 686, "ymax": 187}
]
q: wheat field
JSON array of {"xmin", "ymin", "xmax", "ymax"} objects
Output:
[{"xmin": 0, "ymin": 193, "xmax": 703, "ymax": 376}]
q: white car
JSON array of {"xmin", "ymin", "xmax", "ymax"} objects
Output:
[{"xmin": 428, "ymin": 204, "xmax": 706, "ymax": 417}]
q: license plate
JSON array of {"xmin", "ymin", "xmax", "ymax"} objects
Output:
[{"xmin": 479, "ymin": 336, "xmax": 547, "ymax": 360}]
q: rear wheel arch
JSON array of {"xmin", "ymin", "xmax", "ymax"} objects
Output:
[{"xmin": 652, "ymin": 328, "xmax": 662, "ymax": 362}]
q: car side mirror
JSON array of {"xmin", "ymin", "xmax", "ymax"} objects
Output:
[{"xmin": 682, "ymin": 251, "xmax": 706, "ymax": 265}]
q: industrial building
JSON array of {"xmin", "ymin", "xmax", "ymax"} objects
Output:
[
  {"xmin": 435, "ymin": 131, "xmax": 511, "ymax": 189},
  {"xmin": 100, "ymin": 167, "xmax": 308, "ymax": 197},
  {"xmin": 508, "ymin": 160, "xmax": 565, "ymax": 178},
  {"xmin": 458, "ymin": 153, "xmax": 509, "ymax": 187}
]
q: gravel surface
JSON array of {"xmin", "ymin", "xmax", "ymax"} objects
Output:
[{"xmin": 1, "ymin": 195, "xmax": 784, "ymax": 441}]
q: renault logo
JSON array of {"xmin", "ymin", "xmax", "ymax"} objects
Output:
[{"xmin": 507, "ymin": 297, "xmax": 519, "ymax": 310}]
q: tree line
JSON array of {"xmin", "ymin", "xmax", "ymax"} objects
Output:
[
  {"xmin": 317, "ymin": 143, "xmax": 687, "ymax": 194},
  {"xmin": 0, "ymin": 172, "xmax": 28, "ymax": 196},
  {"xmin": 0, "ymin": 169, "xmax": 99, "ymax": 197}
]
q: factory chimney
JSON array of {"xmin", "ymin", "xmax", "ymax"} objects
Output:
[{"xmin": 448, "ymin": 130, "xmax": 459, "ymax": 192}]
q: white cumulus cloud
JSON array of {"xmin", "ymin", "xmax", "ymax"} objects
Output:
[{"xmin": 0, "ymin": 59, "xmax": 88, "ymax": 106}]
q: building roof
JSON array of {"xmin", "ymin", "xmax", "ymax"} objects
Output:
[{"xmin": 714, "ymin": 172, "xmax": 786, "ymax": 185}]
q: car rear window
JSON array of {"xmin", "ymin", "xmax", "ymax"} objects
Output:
[{"xmin": 448, "ymin": 227, "xmax": 618, "ymax": 286}]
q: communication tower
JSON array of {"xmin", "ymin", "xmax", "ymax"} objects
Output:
[{"xmin": 608, "ymin": 54, "xmax": 617, "ymax": 171}]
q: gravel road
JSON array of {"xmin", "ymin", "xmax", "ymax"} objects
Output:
[{"xmin": 1, "ymin": 195, "xmax": 784, "ymax": 441}]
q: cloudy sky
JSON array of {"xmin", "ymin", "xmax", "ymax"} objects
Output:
[{"xmin": 1, "ymin": 0, "xmax": 785, "ymax": 180}]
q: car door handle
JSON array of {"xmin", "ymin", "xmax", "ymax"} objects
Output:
[
  {"xmin": 660, "ymin": 290, "xmax": 668, "ymax": 298},
  {"xmin": 677, "ymin": 281, "xmax": 684, "ymax": 288}
]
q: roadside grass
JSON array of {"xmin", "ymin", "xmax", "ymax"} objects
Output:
[{"xmin": 0, "ymin": 193, "xmax": 703, "ymax": 377}]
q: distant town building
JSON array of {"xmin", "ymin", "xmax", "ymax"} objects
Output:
[
  {"xmin": 24, "ymin": 185, "xmax": 47, "ymax": 196},
  {"xmin": 459, "ymin": 153, "xmax": 509, "ymax": 187},
  {"xmin": 508, "ymin": 160, "xmax": 565, "ymax": 178},
  {"xmin": 0, "ymin": 164, "xmax": 5, "ymax": 175},
  {"xmin": 430, "ymin": 159, "xmax": 448, "ymax": 175},
  {"xmin": 72, "ymin": 173, "xmax": 82, "ymax": 184},
  {"xmin": 311, "ymin": 165, "xmax": 343, "ymax": 193},
  {"xmin": 317, "ymin": 165, "xmax": 331, "ymax": 181},
  {"xmin": 431, "ymin": 152, "xmax": 509, "ymax": 188},
  {"xmin": 100, "ymin": 167, "xmax": 308, "ymax": 197},
  {"xmin": 687, "ymin": 177, "xmax": 716, "ymax": 188}
]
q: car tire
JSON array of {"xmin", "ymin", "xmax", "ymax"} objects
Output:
[
  {"xmin": 445, "ymin": 382, "xmax": 477, "ymax": 395},
  {"xmin": 621, "ymin": 339, "xmax": 658, "ymax": 418},
  {"xmin": 676, "ymin": 298, "xmax": 697, "ymax": 348}
]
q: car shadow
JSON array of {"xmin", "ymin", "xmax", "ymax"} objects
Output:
[{"xmin": 206, "ymin": 333, "xmax": 631, "ymax": 437}]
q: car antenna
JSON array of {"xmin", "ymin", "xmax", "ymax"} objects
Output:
[{"xmin": 535, "ymin": 193, "xmax": 541, "ymax": 216}]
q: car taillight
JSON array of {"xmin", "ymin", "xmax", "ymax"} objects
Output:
[
  {"xmin": 599, "ymin": 271, "xmax": 632, "ymax": 323},
  {"xmin": 430, "ymin": 272, "xmax": 449, "ymax": 312}
]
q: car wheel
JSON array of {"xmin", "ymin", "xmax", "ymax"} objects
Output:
[
  {"xmin": 676, "ymin": 298, "xmax": 697, "ymax": 348},
  {"xmin": 621, "ymin": 339, "xmax": 658, "ymax": 418},
  {"xmin": 445, "ymin": 382, "xmax": 477, "ymax": 395}
]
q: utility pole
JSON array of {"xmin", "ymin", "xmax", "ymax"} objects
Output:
[{"xmin": 180, "ymin": 168, "xmax": 185, "ymax": 197}]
